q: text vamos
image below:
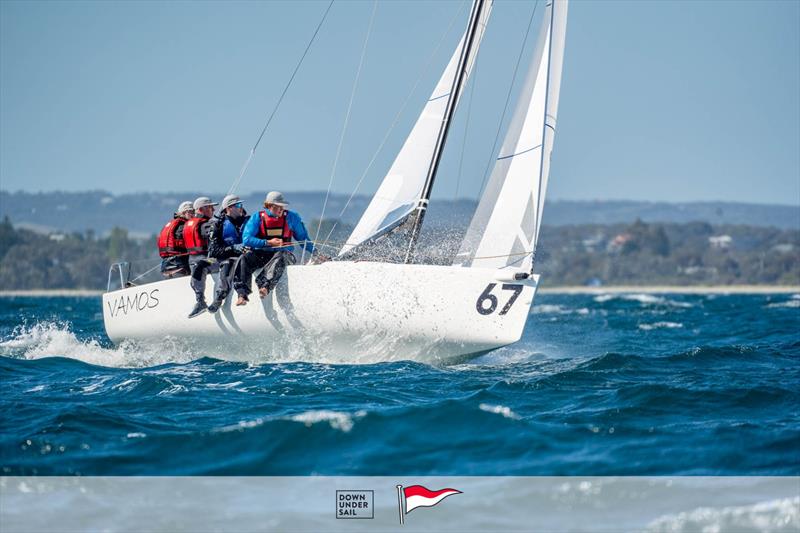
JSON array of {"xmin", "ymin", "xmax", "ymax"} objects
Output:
[{"xmin": 106, "ymin": 288, "xmax": 160, "ymax": 317}]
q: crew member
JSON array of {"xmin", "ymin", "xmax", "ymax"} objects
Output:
[
  {"xmin": 206, "ymin": 194, "xmax": 255, "ymax": 313},
  {"xmin": 233, "ymin": 191, "xmax": 317, "ymax": 305},
  {"xmin": 157, "ymin": 201, "xmax": 193, "ymax": 278},
  {"xmin": 184, "ymin": 196, "xmax": 219, "ymax": 318}
]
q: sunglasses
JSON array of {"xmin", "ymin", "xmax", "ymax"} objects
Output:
[{"xmin": 233, "ymin": 203, "xmax": 243, "ymax": 208}]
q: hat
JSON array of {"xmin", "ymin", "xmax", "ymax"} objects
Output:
[
  {"xmin": 193, "ymin": 196, "xmax": 219, "ymax": 210},
  {"xmin": 221, "ymin": 194, "xmax": 241, "ymax": 210},
  {"xmin": 264, "ymin": 191, "xmax": 289, "ymax": 206},
  {"xmin": 177, "ymin": 201, "xmax": 194, "ymax": 214}
]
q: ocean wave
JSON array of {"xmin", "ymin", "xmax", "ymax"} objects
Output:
[
  {"xmin": 0, "ymin": 321, "xmax": 197, "ymax": 368},
  {"xmin": 532, "ymin": 304, "xmax": 591, "ymax": 315},
  {"xmin": 289, "ymin": 410, "xmax": 366, "ymax": 433},
  {"xmin": 594, "ymin": 293, "xmax": 694, "ymax": 308},
  {"xmin": 479, "ymin": 403, "xmax": 521, "ymax": 420},
  {"xmin": 213, "ymin": 418, "xmax": 267, "ymax": 433},
  {"xmin": 646, "ymin": 496, "xmax": 799, "ymax": 532},
  {"xmin": 766, "ymin": 300, "xmax": 800, "ymax": 309},
  {"xmin": 639, "ymin": 322, "xmax": 684, "ymax": 331}
]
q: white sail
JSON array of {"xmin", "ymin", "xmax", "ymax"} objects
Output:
[
  {"xmin": 339, "ymin": 2, "xmax": 493, "ymax": 256},
  {"xmin": 454, "ymin": 0, "xmax": 568, "ymax": 271}
]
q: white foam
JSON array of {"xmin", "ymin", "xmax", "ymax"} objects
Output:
[
  {"xmin": 532, "ymin": 304, "xmax": 591, "ymax": 316},
  {"xmin": 290, "ymin": 410, "xmax": 365, "ymax": 433},
  {"xmin": 80, "ymin": 375, "xmax": 113, "ymax": 394},
  {"xmin": 0, "ymin": 321, "xmax": 197, "ymax": 368},
  {"xmin": 156, "ymin": 382, "xmax": 188, "ymax": 396},
  {"xmin": 479, "ymin": 403, "xmax": 521, "ymax": 420},
  {"xmin": 646, "ymin": 496, "xmax": 799, "ymax": 532},
  {"xmin": 533, "ymin": 304, "xmax": 567, "ymax": 314},
  {"xmin": 639, "ymin": 322, "xmax": 684, "ymax": 331},
  {"xmin": 213, "ymin": 418, "xmax": 266, "ymax": 433},
  {"xmin": 204, "ymin": 381, "xmax": 244, "ymax": 390},
  {"xmin": 594, "ymin": 293, "xmax": 693, "ymax": 308},
  {"xmin": 766, "ymin": 300, "xmax": 800, "ymax": 309}
]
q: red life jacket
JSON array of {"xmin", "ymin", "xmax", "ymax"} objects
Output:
[
  {"xmin": 183, "ymin": 216, "xmax": 211, "ymax": 255},
  {"xmin": 258, "ymin": 211, "xmax": 292, "ymax": 244},
  {"xmin": 157, "ymin": 218, "xmax": 186, "ymax": 258}
]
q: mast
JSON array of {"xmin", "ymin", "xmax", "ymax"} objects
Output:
[{"xmin": 403, "ymin": 0, "xmax": 489, "ymax": 263}]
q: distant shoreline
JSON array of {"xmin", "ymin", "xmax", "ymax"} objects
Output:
[
  {"xmin": 0, "ymin": 285, "xmax": 798, "ymax": 297},
  {"xmin": 538, "ymin": 285, "xmax": 800, "ymax": 294}
]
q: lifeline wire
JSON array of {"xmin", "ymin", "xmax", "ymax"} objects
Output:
[
  {"xmin": 313, "ymin": 0, "xmax": 378, "ymax": 246},
  {"xmin": 317, "ymin": 1, "xmax": 468, "ymax": 254},
  {"xmin": 131, "ymin": 238, "xmax": 529, "ymax": 283},
  {"xmin": 227, "ymin": 0, "xmax": 335, "ymax": 196}
]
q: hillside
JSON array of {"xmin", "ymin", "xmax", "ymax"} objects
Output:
[
  {"xmin": 1, "ymin": 190, "xmax": 797, "ymax": 238},
  {"xmin": 1, "ymin": 215, "xmax": 796, "ymax": 290}
]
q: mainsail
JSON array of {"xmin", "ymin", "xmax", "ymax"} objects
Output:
[
  {"xmin": 454, "ymin": 0, "xmax": 568, "ymax": 271},
  {"xmin": 339, "ymin": 1, "xmax": 493, "ymax": 257}
]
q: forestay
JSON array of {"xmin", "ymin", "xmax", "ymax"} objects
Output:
[
  {"xmin": 339, "ymin": 2, "xmax": 493, "ymax": 256},
  {"xmin": 454, "ymin": 0, "xmax": 568, "ymax": 271}
]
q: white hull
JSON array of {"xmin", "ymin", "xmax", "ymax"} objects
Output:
[{"xmin": 102, "ymin": 262, "xmax": 538, "ymax": 364}]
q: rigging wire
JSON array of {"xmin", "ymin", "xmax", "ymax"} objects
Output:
[
  {"xmin": 227, "ymin": 0, "xmax": 335, "ymax": 196},
  {"xmin": 317, "ymin": 1, "xmax": 469, "ymax": 254},
  {"xmin": 474, "ymin": 0, "xmax": 539, "ymax": 199},
  {"xmin": 313, "ymin": 0, "xmax": 378, "ymax": 247},
  {"xmin": 454, "ymin": 57, "xmax": 477, "ymax": 200},
  {"xmin": 453, "ymin": 3, "xmax": 491, "ymax": 201}
]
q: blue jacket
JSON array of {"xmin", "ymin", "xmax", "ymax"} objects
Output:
[
  {"xmin": 208, "ymin": 213, "xmax": 249, "ymax": 260},
  {"xmin": 242, "ymin": 209, "xmax": 314, "ymax": 254},
  {"xmin": 222, "ymin": 216, "xmax": 246, "ymax": 246}
]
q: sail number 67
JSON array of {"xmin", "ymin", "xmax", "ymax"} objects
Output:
[{"xmin": 476, "ymin": 283, "xmax": 524, "ymax": 315}]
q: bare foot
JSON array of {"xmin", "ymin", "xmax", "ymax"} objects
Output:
[
  {"xmin": 258, "ymin": 287, "xmax": 269, "ymax": 299},
  {"xmin": 235, "ymin": 295, "xmax": 248, "ymax": 306}
]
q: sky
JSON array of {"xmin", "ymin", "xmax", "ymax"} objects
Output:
[{"xmin": 1, "ymin": 0, "xmax": 798, "ymax": 205}]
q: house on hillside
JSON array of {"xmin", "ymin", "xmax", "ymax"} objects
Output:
[
  {"xmin": 708, "ymin": 235, "xmax": 733, "ymax": 249},
  {"xmin": 607, "ymin": 233, "xmax": 634, "ymax": 254}
]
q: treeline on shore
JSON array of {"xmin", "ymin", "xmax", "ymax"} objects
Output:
[{"xmin": 0, "ymin": 216, "xmax": 797, "ymax": 290}]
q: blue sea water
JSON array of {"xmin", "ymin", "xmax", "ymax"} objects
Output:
[{"xmin": 0, "ymin": 292, "xmax": 798, "ymax": 476}]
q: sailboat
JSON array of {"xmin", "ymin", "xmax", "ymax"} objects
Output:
[{"xmin": 102, "ymin": 0, "xmax": 569, "ymax": 363}]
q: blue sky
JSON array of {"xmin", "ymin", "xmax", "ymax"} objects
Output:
[{"xmin": 1, "ymin": 0, "xmax": 798, "ymax": 205}]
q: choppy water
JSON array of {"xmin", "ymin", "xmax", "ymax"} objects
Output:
[{"xmin": 1, "ymin": 292, "xmax": 798, "ymax": 475}]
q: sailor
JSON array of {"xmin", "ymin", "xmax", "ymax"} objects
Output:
[
  {"xmin": 184, "ymin": 196, "xmax": 219, "ymax": 318},
  {"xmin": 233, "ymin": 191, "xmax": 317, "ymax": 305},
  {"xmin": 157, "ymin": 201, "xmax": 194, "ymax": 278},
  {"xmin": 206, "ymin": 194, "xmax": 257, "ymax": 313}
]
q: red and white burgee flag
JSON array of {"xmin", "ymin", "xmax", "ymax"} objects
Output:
[{"xmin": 396, "ymin": 484, "xmax": 462, "ymax": 523}]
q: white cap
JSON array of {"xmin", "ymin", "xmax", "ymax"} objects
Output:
[
  {"xmin": 193, "ymin": 196, "xmax": 219, "ymax": 210},
  {"xmin": 177, "ymin": 201, "xmax": 194, "ymax": 214},
  {"xmin": 221, "ymin": 194, "xmax": 241, "ymax": 210},
  {"xmin": 264, "ymin": 191, "xmax": 288, "ymax": 206}
]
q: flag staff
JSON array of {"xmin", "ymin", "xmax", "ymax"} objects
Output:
[{"xmin": 396, "ymin": 484, "xmax": 404, "ymax": 525}]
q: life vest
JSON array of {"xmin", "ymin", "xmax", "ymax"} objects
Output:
[
  {"xmin": 183, "ymin": 216, "xmax": 211, "ymax": 255},
  {"xmin": 157, "ymin": 218, "xmax": 186, "ymax": 258},
  {"xmin": 258, "ymin": 211, "xmax": 292, "ymax": 244}
]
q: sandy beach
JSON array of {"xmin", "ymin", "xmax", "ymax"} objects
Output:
[{"xmin": 0, "ymin": 286, "xmax": 798, "ymax": 297}]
